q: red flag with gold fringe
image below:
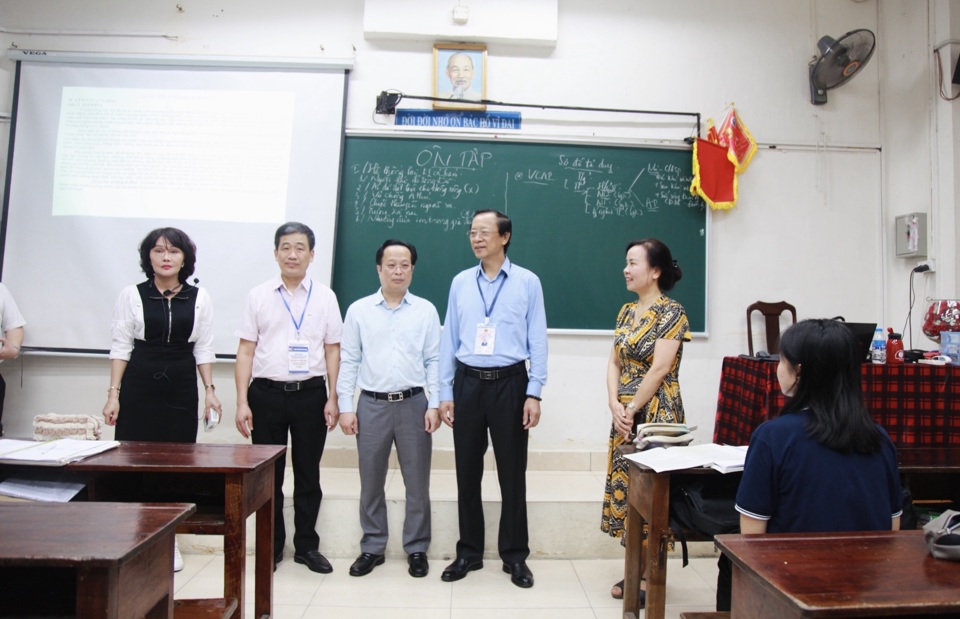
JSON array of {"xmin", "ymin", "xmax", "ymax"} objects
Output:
[
  {"xmin": 717, "ymin": 107, "xmax": 757, "ymax": 173},
  {"xmin": 690, "ymin": 137, "xmax": 737, "ymax": 211}
]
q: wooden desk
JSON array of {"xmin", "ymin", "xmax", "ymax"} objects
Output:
[
  {"xmin": 0, "ymin": 502, "xmax": 195, "ymax": 619},
  {"xmin": 620, "ymin": 447, "xmax": 960, "ymax": 619},
  {"xmin": 714, "ymin": 356, "xmax": 960, "ymax": 447},
  {"xmin": 13, "ymin": 442, "xmax": 286, "ymax": 619},
  {"xmin": 68, "ymin": 442, "xmax": 285, "ymax": 619},
  {"xmin": 716, "ymin": 530, "xmax": 960, "ymax": 618},
  {"xmin": 620, "ymin": 445, "xmax": 726, "ymax": 619}
]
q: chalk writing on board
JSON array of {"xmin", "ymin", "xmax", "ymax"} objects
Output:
[{"xmin": 346, "ymin": 145, "xmax": 702, "ymax": 230}]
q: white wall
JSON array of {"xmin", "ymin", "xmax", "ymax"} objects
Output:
[{"xmin": 0, "ymin": 0, "xmax": 955, "ymax": 454}]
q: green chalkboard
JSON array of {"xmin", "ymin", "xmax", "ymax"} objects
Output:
[{"xmin": 332, "ymin": 136, "xmax": 707, "ymax": 332}]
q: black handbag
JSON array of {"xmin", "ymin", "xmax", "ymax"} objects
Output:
[{"xmin": 668, "ymin": 472, "xmax": 741, "ymax": 566}]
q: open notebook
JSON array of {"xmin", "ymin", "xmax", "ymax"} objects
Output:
[
  {"xmin": 625, "ymin": 443, "xmax": 748, "ymax": 473},
  {"xmin": 0, "ymin": 438, "xmax": 119, "ymax": 466}
]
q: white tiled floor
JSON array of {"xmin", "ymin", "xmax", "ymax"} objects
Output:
[{"xmin": 174, "ymin": 554, "xmax": 721, "ymax": 619}]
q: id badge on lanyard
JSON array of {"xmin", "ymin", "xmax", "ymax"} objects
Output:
[
  {"xmin": 475, "ymin": 320, "xmax": 496, "ymax": 355},
  {"xmin": 279, "ymin": 281, "xmax": 314, "ymax": 374},
  {"xmin": 288, "ymin": 341, "xmax": 310, "ymax": 373},
  {"xmin": 476, "ymin": 274, "xmax": 506, "ymax": 356}
]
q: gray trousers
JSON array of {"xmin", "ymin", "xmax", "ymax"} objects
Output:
[{"xmin": 356, "ymin": 390, "xmax": 432, "ymax": 554}]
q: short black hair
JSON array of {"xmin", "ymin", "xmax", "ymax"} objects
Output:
[
  {"xmin": 139, "ymin": 227, "xmax": 197, "ymax": 284},
  {"xmin": 375, "ymin": 239, "xmax": 418, "ymax": 266},
  {"xmin": 473, "ymin": 209, "xmax": 512, "ymax": 253},
  {"xmin": 274, "ymin": 221, "xmax": 315, "ymax": 250},
  {"xmin": 625, "ymin": 238, "xmax": 683, "ymax": 291}
]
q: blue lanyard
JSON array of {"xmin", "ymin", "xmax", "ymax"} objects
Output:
[
  {"xmin": 476, "ymin": 270, "xmax": 507, "ymax": 320},
  {"xmin": 278, "ymin": 280, "xmax": 313, "ymax": 335}
]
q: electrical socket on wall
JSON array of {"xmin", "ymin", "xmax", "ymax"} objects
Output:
[{"xmin": 916, "ymin": 259, "xmax": 936, "ymax": 273}]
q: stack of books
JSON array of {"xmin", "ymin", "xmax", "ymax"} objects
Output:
[{"xmin": 633, "ymin": 423, "xmax": 696, "ymax": 451}]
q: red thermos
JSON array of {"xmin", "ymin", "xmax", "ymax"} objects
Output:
[{"xmin": 886, "ymin": 328, "xmax": 904, "ymax": 364}]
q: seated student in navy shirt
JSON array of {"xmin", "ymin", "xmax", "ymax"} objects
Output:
[{"xmin": 717, "ymin": 318, "xmax": 902, "ymax": 610}]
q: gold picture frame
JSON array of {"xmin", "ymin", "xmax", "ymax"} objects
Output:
[{"xmin": 433, "ymin": 43, "xmax": 487, "ymax": 110}]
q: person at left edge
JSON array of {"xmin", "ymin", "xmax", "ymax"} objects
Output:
[
  {"xmin": 337, "ymin": 239, "xmax": 441, "ymax": 579},
  {"xmin": 234, "ymin": 221, "xmax": 342, "ymax": 574},
  {"xmin": 0, "ymin": 282, "xmax": 26, "ymax": 437},
  {"xmin": 102, "ymin": 227, "xmax": 221, "ymax": 573}
]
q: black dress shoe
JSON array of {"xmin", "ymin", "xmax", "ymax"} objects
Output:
[
  {"xmin": 293, "ymin": 550, "xmax": 333, "ymax": 574},
  {"xmin": 407, "ymin": 552, "xmax": 429, "ymax": 578},
  {"xmin": 349, "ymin": 552, "xmax": 385, "ymax": 577},
  {"xmin": 440, "ymin": 557, "xmax": 483, "ymax": 582},
  {"xmin": 502, "ymin": 561, "xmax": 534, "ymax": 588},
  {"xmin": 274, "ymin": 550, "xmax": 283, "ymax": 572}
]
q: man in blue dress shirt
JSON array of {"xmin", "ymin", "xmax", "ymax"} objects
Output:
[
  {"xmin": 438, "ymin": 209, "xmax": 548, "ymax": 588},
  {"xmin": 337, "ymin": 239, "xmax": 441, "ymax": 579}
]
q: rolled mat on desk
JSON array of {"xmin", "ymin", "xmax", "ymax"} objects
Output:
[{"xmin": 33, "ymin": 414, "xmax": 101, "ymax": 441}]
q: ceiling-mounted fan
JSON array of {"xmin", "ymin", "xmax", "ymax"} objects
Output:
[{"xmin": 809, "ymin": 29, "xmax": 876, "ymax": 105}]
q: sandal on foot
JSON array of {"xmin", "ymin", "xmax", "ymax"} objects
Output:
[
  {"xmin": 611, "ymin": 578, "xmax": 647, "ymax": 603},
  {"xmin": 611, "ymin": 579, "xmax": 624, "ymax": 600}
]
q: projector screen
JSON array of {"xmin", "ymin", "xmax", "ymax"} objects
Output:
[{"xmin": 1, "ymin": 56, "xmax": 349, "ymax": 356}]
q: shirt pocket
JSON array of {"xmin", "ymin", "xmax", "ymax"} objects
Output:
[
  {"xmin": 493, "ymin": 287, "xmax": 529, "ymax": 329},
  {"xmin": 298, "ymin": 311, "xmax": 329, "ymax": 344}
]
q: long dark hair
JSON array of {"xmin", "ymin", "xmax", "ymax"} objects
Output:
[{"xmin": 778, "ymin": 318, "xmax": 883, "ymax": 453}]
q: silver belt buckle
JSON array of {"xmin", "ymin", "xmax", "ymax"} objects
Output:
[
  {"xmin": 284, "ymin": 381, "xmax": 301, "ymax": 392},
  {"xmin": 387, "ymin": 391, "xmax": 404, "ymax": 402}
]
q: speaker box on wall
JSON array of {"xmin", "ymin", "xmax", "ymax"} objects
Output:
[{"xmin": 953, "ymin": 53, "xmax": 960, "ymax": 85}]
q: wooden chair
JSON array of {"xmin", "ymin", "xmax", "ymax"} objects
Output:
[{"xmin": 746, "ymin": 301, "xmax": 797, "ymax": 356}]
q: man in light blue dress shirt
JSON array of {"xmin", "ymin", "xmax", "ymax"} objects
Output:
[
  {"xmin": 438, "ymin": 209, "xmax": 548, "ymax": 589},
  {"xmin": 337, "ymin": 239, "xmax": 441, "ymax": 579}
]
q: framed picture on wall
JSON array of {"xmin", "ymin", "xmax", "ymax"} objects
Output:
[{"xmin": 433, "ymin": 43, "xmax": 487, "ymax": 110}]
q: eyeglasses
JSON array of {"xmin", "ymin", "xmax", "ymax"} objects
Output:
[
  {"xmin": 383, "ymin": 263, "xmax": 413, "ymax": 273},
  {"xmin": 468, "ymin": 229, "xmax": 494, "ymax": 239}
]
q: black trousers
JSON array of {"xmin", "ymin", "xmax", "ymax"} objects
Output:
[
  {"xmin": 0, "ymin": 374, "xmax": 5, "ymax": 435},
  {"xmin": 249, "ymin": 378, "xmax": 328, "ymax": 555},
  {"xmin": 717, "ymin": 553, "xmax": 732, "ymax": 611},
  {"xmin": 452, "ymin": 363, "xmax": 529, "ymax": 564}
]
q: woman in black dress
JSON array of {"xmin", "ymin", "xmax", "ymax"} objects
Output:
[
  {"xmin": 102, "ymin": 227, "xmax": 221, "ymax": 440},
  {"xmin": 102, "ymin": 227, "xmax": 220, "ymax": 572}
]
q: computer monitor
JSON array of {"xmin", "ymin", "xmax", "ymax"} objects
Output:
[{"xmin": 838, "ymin": 321, "xmax": 877, "ymax": 362}]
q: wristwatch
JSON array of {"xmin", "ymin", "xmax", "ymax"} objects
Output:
[{"xmin": 625, "ymin": 401, "xmax": 637, "ymax": 411}]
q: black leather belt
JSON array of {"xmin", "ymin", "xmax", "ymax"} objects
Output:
[
  {"xmin": 361, "ymin": 386, "xmax": 424, "ymax": 402},
  {"xmin": 254, "ymin": 376, "xmax": 326, "ymax": 392},
  {"xmin": 457, "ymin": 360, "xmax": 526, "ymax": 381}
]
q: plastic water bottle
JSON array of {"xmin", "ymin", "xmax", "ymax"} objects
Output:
[{"xmin": 870, "ymin": 327, "xmax": 886, "ymax": 364}]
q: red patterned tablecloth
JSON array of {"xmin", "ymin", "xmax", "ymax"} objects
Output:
[{"xmin": 713, "ymin": 356, "xmax": 960, "ymax": 447}]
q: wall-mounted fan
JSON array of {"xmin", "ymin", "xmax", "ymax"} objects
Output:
[{"xmin": 809, "ymin": 29, "xmax": 876, "ymax": 105}]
